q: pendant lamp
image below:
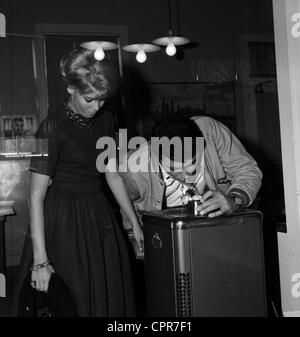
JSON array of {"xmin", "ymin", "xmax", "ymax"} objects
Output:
[
  {"xmin": 80, "ymin": 41, "xmax": 118, "ymax": 61},
  {"xmin": 122, "ymin": 43, "xmax": 160, "ymax": 63},
  {"xmin": 152, "ymin": 0, "xmax": 190, "ymax": 56}
]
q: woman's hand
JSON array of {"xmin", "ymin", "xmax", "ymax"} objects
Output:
[
  {"xmin": 29, "ymin": 172, "xmax": 52, "ymax": 291},
  {"xmin": 131, "ymin": 223, "xmax": 144, "ymax": 259},
  {"xmin": 31, "ymin": 264, "xmax": 55, "ymax": 292}
]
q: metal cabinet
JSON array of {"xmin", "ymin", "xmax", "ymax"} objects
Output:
[{"xmin": 142, "ymin": 208, "xmax": 267, "ymax": 317}]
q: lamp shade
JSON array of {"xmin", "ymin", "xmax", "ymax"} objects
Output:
[
  {"xmin": 122, "ymin": 43, "xmax": 160, "ymax": 53},
  {"xmin": 152, "ymin": 34, "xmax": 190, "ymax": 56},
  {"xmin": 152, "ymin": 35, "xmax": 190, "ymax": 46},
  {"xmin": 80, "ymin": 41, "xmax": 118, "ymax": 61},
  {"xmin": 122, "ymin": 43, "xmax": 160, "ymax": 63},
  {"xmin": 80, "ymin": 41, "xmax": 118, "ymax": 51}
]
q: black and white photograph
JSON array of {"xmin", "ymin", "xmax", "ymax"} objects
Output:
[
  {"xmin": 0, "ymin": 116, "xmax": 36, "ymax": 156},
  {"xmin": 0, "ymin": 115, "xmax": 36, "ymax": 138},
  {"xmin": 0, "ymin": 0, "xmax": 299, "ymax": 330}
]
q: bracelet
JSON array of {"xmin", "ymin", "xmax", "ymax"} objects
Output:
[{"xmin": 31, "ymin": 259, "xmax": 51, "ymax": 272}]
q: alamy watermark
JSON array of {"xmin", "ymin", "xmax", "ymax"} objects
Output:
[
  {"xmin": 16, "ymin": 128, "xmax": 204, "ymax": 178},
  {"xmin": 0, "ymin": 273, "xmax": 5, "ymax": 297},
  {"xmin": 0, "ymin": 13, "xmax": 5, "ymax": 37},
  {"xmin": 96, "ymin": 129, "xmax": 204, "ymax": 178},
  {"xmin": 292, "ymin": 13, "xmax": 300, "ymax": 38}
]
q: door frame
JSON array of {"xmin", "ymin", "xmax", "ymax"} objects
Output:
[
  {"xmin": 33, "ymin": 23, "xmax": 128, "ymax": 124},
  {"xmin": 237, "ymin": 34, "xmax": 275, "ymax": 146}
]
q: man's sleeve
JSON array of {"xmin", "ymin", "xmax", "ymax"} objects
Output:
[
  {"xmin": 209, "ymin": 119, "xmax": 263, "ymax": 207},
  {"xmin": 119, "ymin": 169, "xmax": 140, "ymax": 201}
]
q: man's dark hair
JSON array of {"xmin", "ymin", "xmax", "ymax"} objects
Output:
[{"xmin": 151, "ymin": 113, "xmax": 204, "ymax": 163}]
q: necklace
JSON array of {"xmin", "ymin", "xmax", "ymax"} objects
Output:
[{"xmin": 64, "ymin": 103, "xmax": 94, "ymax": 129}]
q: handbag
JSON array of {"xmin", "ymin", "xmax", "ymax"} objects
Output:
[{"xmin": 18, "ymin": 273, "xmax": 78, "ymax": 317}]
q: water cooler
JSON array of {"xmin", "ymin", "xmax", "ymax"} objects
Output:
[{"xmin": 142, "ymin": 208, "xmax": 267, "ymax": 317}]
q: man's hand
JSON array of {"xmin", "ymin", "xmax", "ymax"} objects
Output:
[{"xmin": 196, "ymin": 190, "xmax": 239, "ymax": 218}]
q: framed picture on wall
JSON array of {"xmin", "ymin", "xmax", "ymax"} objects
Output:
[
  {"xmin": 141, "ymin": 82, "xmax": 236, "ymax": 139},
  {"xmin": 0, "ymin": 115, "xmax": 37, "ymax": 156},
  {"xmin": 0, "ymin": 115, "xmax": 36, "ymax": 138}
]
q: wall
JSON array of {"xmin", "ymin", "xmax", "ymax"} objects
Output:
[
  {"xmin": 1, "ymin": 0, "xmax": 274, "ymax": 117},
  {"xmin": 273, "ymin": 0, "xmax": 300, "ymax": 316}
]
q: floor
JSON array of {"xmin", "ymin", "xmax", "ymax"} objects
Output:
[
  {"xmin": 0, "ymin": 262, "xmax": 146, "ymax": 317},
  {"xmin": 0, "ymin": 224, "xmax": 281, "ymax": 318},
  {"xmin": 0, "ymin": 265, "xmax": 280, "ymax": 317}
]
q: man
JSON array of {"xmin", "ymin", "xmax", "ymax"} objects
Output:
[
  {"xmin": 119, "ymin": 114, "xmax": 262, "ymax": 257},
  {"xmin": 11, "ymin": 117, "xmax": 25, "ymax": 137}
]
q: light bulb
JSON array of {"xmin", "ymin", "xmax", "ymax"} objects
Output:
[
  {"xmin": 94, "ymin": 46, "xmax": 105, "ymax": 60},
  {"xmin": 166, "ymin": 41, "xmax": 176, "ymax": 56},
  {"xmin": 136, "ymin": 49, "xmax": 147, "ymax": 63}
]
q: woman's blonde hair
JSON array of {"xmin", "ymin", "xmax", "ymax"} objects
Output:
[{"xmin": 60, "ymin": 48, "xmax": 118, "ymax": 99}]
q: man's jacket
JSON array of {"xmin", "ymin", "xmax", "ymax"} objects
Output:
[{"xmin": 119, "ymin": 116, "xmax": 263, "ymax": 234}]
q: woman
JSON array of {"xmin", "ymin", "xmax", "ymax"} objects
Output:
[{"xmin": 15, "ymin": 48, "xmax": 143, "ymax": 316}]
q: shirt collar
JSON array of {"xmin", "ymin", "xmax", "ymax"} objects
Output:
[{"xmin": 159, "ymin": 164, "xmax": 176, "ymax": 186}]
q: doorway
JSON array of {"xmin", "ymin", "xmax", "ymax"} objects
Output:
[
  {"xmin": 45, "ymin": 34, "xmax": 121, "ymax": 114},
  {"xmin": 33, "ymin": 23, "xmax": 128, "ymax": 126}
]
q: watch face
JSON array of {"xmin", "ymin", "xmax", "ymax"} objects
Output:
[{"xmin": 234, "ymin": 197, "xmax": 243, "ymax": 205}]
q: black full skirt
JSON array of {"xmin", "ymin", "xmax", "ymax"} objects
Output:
[{"xmin": 13, "ymin": 186, "xmax": 136, "ymax": 317}]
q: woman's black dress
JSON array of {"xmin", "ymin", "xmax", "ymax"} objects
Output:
[{"xmin": 14, "ymin": 104, "xmax": 135, "ymax": 316}]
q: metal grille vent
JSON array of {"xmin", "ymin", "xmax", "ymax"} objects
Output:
[{"xmin": 176, "ymin": 273, "xmax": 192, "ymax": 316}]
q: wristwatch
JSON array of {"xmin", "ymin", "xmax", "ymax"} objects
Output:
[{"xmin": 232, "ymin": 196, "xmax": 243, "ymax": 210}]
